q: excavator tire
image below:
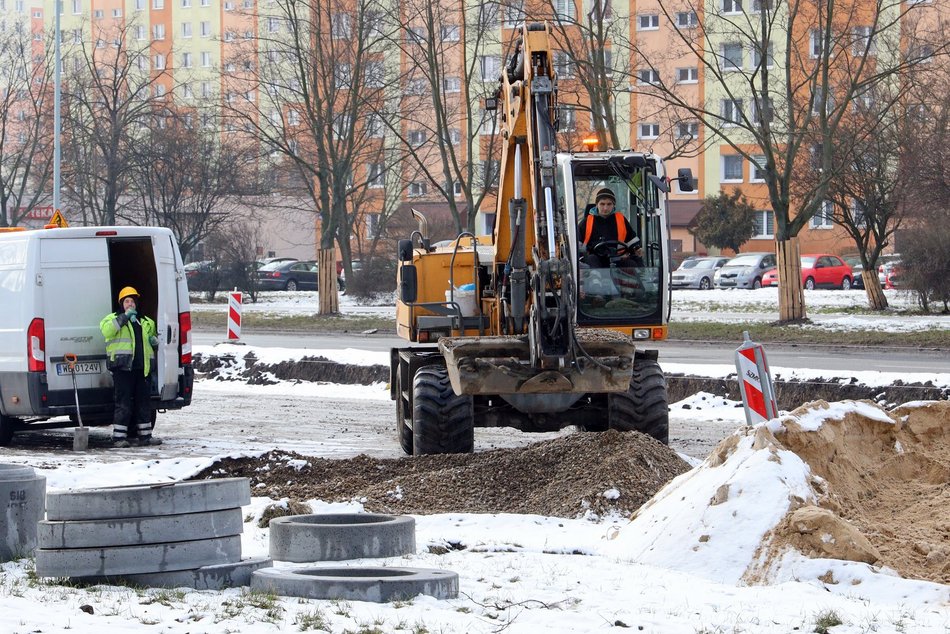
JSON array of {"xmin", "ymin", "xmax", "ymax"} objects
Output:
[
  {"xmin": 411, "ymin": 366, "xmax": 474, "ymax": 456},
  {"xmin": 396, "ymin": 370, "xmax": 413, "ymax": 455},
  {"xmin": 607, "ymin": 358, "xmax": 669, "ymax": 444}
]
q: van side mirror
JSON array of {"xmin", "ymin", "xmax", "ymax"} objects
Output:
[
  {"xmin": 399, "ymin": 264, "xmax": 418, "ymax": 303},
  {"xmin": 677, "ymin": 168, "xmax": 696, "ymax": 192}
]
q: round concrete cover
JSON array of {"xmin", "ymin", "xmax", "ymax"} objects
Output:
[
  {"xmin": 38, "ymin": 508, "xmax": 244, "ymax": 549},
  {"xmin": 0, "ymin": 463, "xmax": 45, "ymax": 562},
  {"xmin": 78, "ymin": 556, "xmax": 273, "ymax": 590},
  {"xmin": 36, "ymin": 535, "xmax": 242, "ymax": 578},
  {"xmin": 269, "ymin": 513, "xmax": 416, "ymax": 562},
  {"xmin": 251, "ymin": 566, "xmax": 459, "ymax": 602},
  {"xmin": 46, "ymin": 478, "xmax": 251, "ymax": 521}
]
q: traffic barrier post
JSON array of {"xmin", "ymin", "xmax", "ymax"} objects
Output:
[
  {"xmin": 227, "ymin": 291, "xmax": 242, "ymax": 341},
  {"xmin": 735, "ymin": 331, "xmax": 778, "ymax": 425}
]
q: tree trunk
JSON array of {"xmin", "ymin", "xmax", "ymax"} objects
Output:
[
  {"xmin": 863, "ymin": 270, "xmax": 888, "ymax": 310},
  {"xmin": 776, "ymin": 237, "xmax": 805, "ymax": 322},
  {"xmin": 318, "ymin": 247, "xmax": 339, "ymax": 315}
]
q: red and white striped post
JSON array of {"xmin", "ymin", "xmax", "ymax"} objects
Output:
[
  {"xmin": 227, "ymin": 291, "xmax": 242, "ymax": 341},
  {"xmin": 735, "ymin": 331, "xmax": 778, "ymax": 425}
]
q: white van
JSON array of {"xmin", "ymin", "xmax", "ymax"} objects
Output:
[{"xmin": 0, "ymin": 226, "xmax": 194, "ymax": 444}]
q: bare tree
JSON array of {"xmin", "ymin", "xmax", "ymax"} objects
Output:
[
  {"xmin": 383, "ymin": 0, "xmax": 502, "ymax": 234},
  {"xmin": 60, "ymin": 18, "xmax": 173, "ymax": 226},
  {"xmin": 222, "ymin": 0, "xmax": 396, "ymax": 314},
  {"xmin": 126, "ymin": 111, "xmax": 261, "ymax": 261},
  {"xmin": 0, "ymin": 24, "xmax": 54, "ymax": 226},
  {"xmin": 632, "ymin": 0, "xmax": 947, "ymax": 321}
]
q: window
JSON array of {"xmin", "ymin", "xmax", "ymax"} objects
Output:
[
  {"xmin": 750, "ymin": 42, "xmax": 774, "ymax": 68},
  {"xmin": 676, "ymin": 11, "xmax": 698, "ymax": 28},
  {"xmin": 446, "ymin": 128, "xmax": 462, "ymax": 144},
  {"xmin": 224, "ymin": 31, "xmax": 234, "ymax": 42},
  {"xmin": 73, "ymin": 28, "xmax": 83, "ymax": 43},
  {"xmin": 182, "ymin": 52, "xmax": 192, "ymax": 68},
  {"xmin": 181, "ymin": 22, "xmax": 192, "ymax": 37},
  {"xmin": 443, "ymin": 77, "xmax": 461, "ymax": 93},
  {"xmin": 182, "ymin": 83, "xmax": 193, "ymax": 98},
  {"xmin": 753, "ymin": 210, "xmax": 774, "ymax": 238},
  {"xmin": 751, "ymin": 0, "xmax": 773, "ymax": 10},
  {"xmin": 676, "ymin": 121, "xmax": 699, "ymax": 139},
  {"xmin": 722, "ymin": 0, "xmax": 741, "ymax": 13},
  {"xmin": 637, "ymin": 68, "xmax": 660, "ymax": 85},
  {"xmin": 224, "ymin": 1, "xmax": 234, "ymax": 9},
  {"xmin": 200, "ymin": 81, "xmax": 211, "ymax": 97},
  {"xmin": 243, "ymin": 0, "xmax": 253, "ymax": 7},
  {"xmin": 504, "ymin": 0, "xmax": 525, "ymax": 27},
  {"xmin": 334, "ymin": 64, "xmax": 351, "ymax": 88},
  {"xmin": 478, "ymin": 2, "xmax": 498, "ymax": 28},
  {"xmin": 554, "ymin": 0, "xmax": 575, "ymax": 21},
  {"xmin": 721, "ymin": 99, "xmax": 743, "ymax": 124},
  {"xmin": 408, "ymin": 130, "xmax": 427, "ymax": 146},
  {"xmin": 405, "ymin": 78, "xmax": 426, "ymax": 94},
  {"xmin": 201, "ymin": 51, "xmax": 211, "ymax": 67},
  {"xmin": 155, "ymin": 84, "xmax": 166, "ymax": 97},
  {"xmin": 200, "ymin": 0, "xmax": 209, "ymax": 5},
  {"xmin": 638, "ymin": 123, "xmax": 660, "ymax": 139},
  {"xmin": 853, "ymin": 90, "xmax": 873, "ymax": 111},
  {"xmin": 558, "ymin": 106, "xmax": 576, "ymax": 131},
  {"xmin": 368, "ymin": 163, "xmax": 385, "ymax": 188},
  {"xmin": 135, "ymin": 25, "xmax": 146, "ymax": 40},
  {"xmin": 722, "ymin": 154, "xmax": 743, "ymax": 181},
  {"xmin": 812, "ymin": 88, "xmax": 833, "ymax": 115},
  {"xmin": 153, "ymin": 54, "xmax": 166, "ymax": 70},
  {"xmin": 479, "ymin": 109, "xmax": 498, "ymax": 135},
  {"xmin": 365, "ymin": 213, "xmax": 380, "ymax": 239},
  {"xmin": 113, "ymin": 8, "xmax": 122, "ymax": 17},
  {"xmin": 200, "ymin": 21, "xmax": 211, "ymax": 36},
  {"xmin": 442, "ymin": 24, "xmax": 460, "ymax": 41},
  {"xmin": 153, "ymin": 0, "xmax": 164, "ymax": 8},
  {"xmin": 135, "ymin": 0, "xmax": 145, "ymax": 9},
  {"xmin": 408, "ymin": 181, "xmax": 427, "ymax": 197},
  {"xmin": 182, "ymin": 0, "xmax": 190, "ymax": 6},
  {"xmin": 554, "ymin": 51, "xmax": 575, "ymax": 78},
  {"xmin": 637, "ymin": 14, "xmax": 659, "ymax": 30},
  {"xmin": 809, "ymin": 30, "xmax": 823, "ymax": 58},
  {"xmin": 331, "ymin": 14, "xmax": 351, "ymax": 39},
  {"xmin": 751, "ymin": 155, "xmax": 767, "ymax": 181},
  {"xmin": 811, "ymin": 201, "xmax": 834, "ymax": 228},
  {"xmin": 853, "ymin": 26, "xmax": 876, "ymax": 55},
  {"xmin": 722, "ymin": 42, "xmax": 743, "ymax": 70},
  {"xmin": 407, "ymin": 26, "xmax": 426, "ymax": 43},
  {"xmin": 153, "ymin": 24, "xmax": 165, "ymax": 40},
  {"xmin": 479, "ymin": 55, "xmax": 501, "ymax": 82},
  {"xmin": 677, "ymin": 67, "xmax": 698, "ymax": 83},
  {"xmin": 366, "ymin": 114, "xmax": 385, "ymax": 137},
  {"xmin": 288, "ymin": 110, "xmax": 300, "ymax": 126},
  {"xmin": 365, "ymin": 61, "xmax": 384, "ymax": 88},
  {"xmin": 268, "ymin": 18, "xmax": 279, "ymax": 33},
  {"xmin": 94, "ymin": 8, "xmax": 104, "ymax": 17},
  {"xmin": 751, "ymin": 96, "xmax": 773, "ymax": 123}
]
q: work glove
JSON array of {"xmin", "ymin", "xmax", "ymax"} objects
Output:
[{"xmin": 149, "ymin": 335, "xmax": 159, "ymax": 347}]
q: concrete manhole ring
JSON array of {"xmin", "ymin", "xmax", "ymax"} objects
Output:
[
  {"xmin": 269, "ymin": 513, "xmax": 416, "ymax": 562},
  {"xmin": 46, "ymin": 478, "xmax": 251, "ymax": 521},
  {"xmin": 0, "ymin": 463, "xmax": 46, "ymax": 562},
  {"xmin": 251, "ymin": 566, "xmax": 459, "ymax": 602},
  {"xmin": 78, "ymin": 556, "xmax": 274, "ymax": 590}
]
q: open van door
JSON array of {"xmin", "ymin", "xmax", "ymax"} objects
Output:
[{"xmin": 154, "ymin": 234, "xmax": 182, "ymax": 401}]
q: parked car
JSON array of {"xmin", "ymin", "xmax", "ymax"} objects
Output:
[
  {"xmin": 842, "ymin": 255, "xmax": 865, "ymax": 289},
  {"xmin": 761, "ymin": 254, "xmax": 853, "ymax": 290},
  {"xmin": 185, "ymin": 259, "xmax": 261, "ymax": 293},
  {"xmin": 671, "ymin": 256, "xmax": 730, "ymax": 290},
  {"xmin": 255, "ymin": 259, "xmax": 319, "ymax": 291},
  {"xmin": 714, "ymin": 252, "xmax": 777, "ymax": 289},
  {"xmin": 877, "ymin": 254, "xmax": 903, "ymax": 289}
]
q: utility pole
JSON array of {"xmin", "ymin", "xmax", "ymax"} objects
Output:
[{"xmin": 53, "ymin": 0, "xmax": 62, "ymax": 217}]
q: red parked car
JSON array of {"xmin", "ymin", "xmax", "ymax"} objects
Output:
[{"xmin": 761, "ymin": 254, "xmax": 854, "ymax": 290}]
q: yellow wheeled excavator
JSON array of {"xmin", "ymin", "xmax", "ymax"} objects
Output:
[{"xmin": 390, "ymin": 22, "xmax": 694, "ymax": 455}]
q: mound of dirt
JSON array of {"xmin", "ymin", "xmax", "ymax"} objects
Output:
[
  {"xmin": 195, "ymin": 430, "xmax": 690, "ymax": 519},
  {"xmin": 758, "ymin": 400, "xmax": 950, "ymax": 584}
]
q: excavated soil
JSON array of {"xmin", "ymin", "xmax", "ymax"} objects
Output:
[
  {"xmin": 195, "ymin": 430, "xmax": 691, "ymax": 519},
  {"xmin": 752, "ymin": 400, "xmax": 950, "ymax": 585}
]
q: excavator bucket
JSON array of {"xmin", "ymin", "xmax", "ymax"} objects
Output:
[{"xmin": 440, "ymin": 329, "xmax": 635, "ymax": 396}]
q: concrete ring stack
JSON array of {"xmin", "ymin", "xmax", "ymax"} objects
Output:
[{"xmin": 36, "ymin": 477, "xmax": 272, "ymax": 589}]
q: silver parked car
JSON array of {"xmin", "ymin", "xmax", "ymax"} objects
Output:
[
  {"xmin": 714, "ymin": 252, "xmax": 777, "ymax": 289},
  {"xmin": 671, "ymin": 257, "xmax": 730, "ymax": 290}
]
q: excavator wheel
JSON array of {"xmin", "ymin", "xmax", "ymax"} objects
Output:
[
  {"xmin": 396, "ymin": 370, "xmax": 413, "ymax": 455},
  {"xmin": 411, "ymin": 366, "xmax": 474, "ymax": 456},
  {"xmin": 607, "ymin": 358, "xmax": 669, "ymax": 444}
]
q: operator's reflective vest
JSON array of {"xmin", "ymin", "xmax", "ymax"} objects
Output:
[
  {"xmin": 582, "ymin": 213, "xmax": 628, "ymax": 245},
  {"xmin": 99, "ymin": 312, "xmax": 157, "ymax": 376}
]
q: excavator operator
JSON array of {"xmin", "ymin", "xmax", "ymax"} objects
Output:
[{"xmin": 578, "ymin": 188, "xmax": 644, "ymax": 268}]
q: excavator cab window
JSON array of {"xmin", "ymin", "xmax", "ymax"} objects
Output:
[{"xmin": 571, "ymin": 165, "xmax": 663, "ymax": 325}]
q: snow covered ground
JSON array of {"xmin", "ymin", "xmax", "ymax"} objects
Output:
[{"xmin": 0, "ymin": 291, "xmax": 946, "ymax": 633}]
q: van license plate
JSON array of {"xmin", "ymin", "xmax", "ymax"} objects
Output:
[{"xmin": 56, "ymin": 362, "xmax": 102, "ymax": 376}]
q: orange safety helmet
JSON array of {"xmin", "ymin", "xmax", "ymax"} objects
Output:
[{"xmin": 117, "ymin": 286, "xmax": 140, "ymax": 303}]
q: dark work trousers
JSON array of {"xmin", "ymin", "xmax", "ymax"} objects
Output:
[{"xmin": 112, "ymin": 370, "xmax": 152, "ymax": 440}]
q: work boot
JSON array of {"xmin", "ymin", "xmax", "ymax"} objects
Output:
[
  {"xmin": 112, "ymin": 439, "xmax": 131, "ymax": 448},
  {"xmin": 135, "ymin": 436, "xmax": 163, "ymax": 446}
]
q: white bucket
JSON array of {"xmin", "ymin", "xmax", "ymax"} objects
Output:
[{"xmin": 445, "ymin": 288, "xmax": 477, "ymax": 317}]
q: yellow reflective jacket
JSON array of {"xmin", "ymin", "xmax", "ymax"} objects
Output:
[{"xmin": 99, "ymin": 312, "xmax": 157, "ymax": 376}]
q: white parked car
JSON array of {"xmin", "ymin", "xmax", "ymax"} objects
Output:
[{"xmin": 671, "ymin": 257, "xmax": 730, "ymax": 290}]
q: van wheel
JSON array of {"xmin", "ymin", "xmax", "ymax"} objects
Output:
[{"xmin": 0, "ymin": 414, "xmax": 16, "ymax": 446}]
